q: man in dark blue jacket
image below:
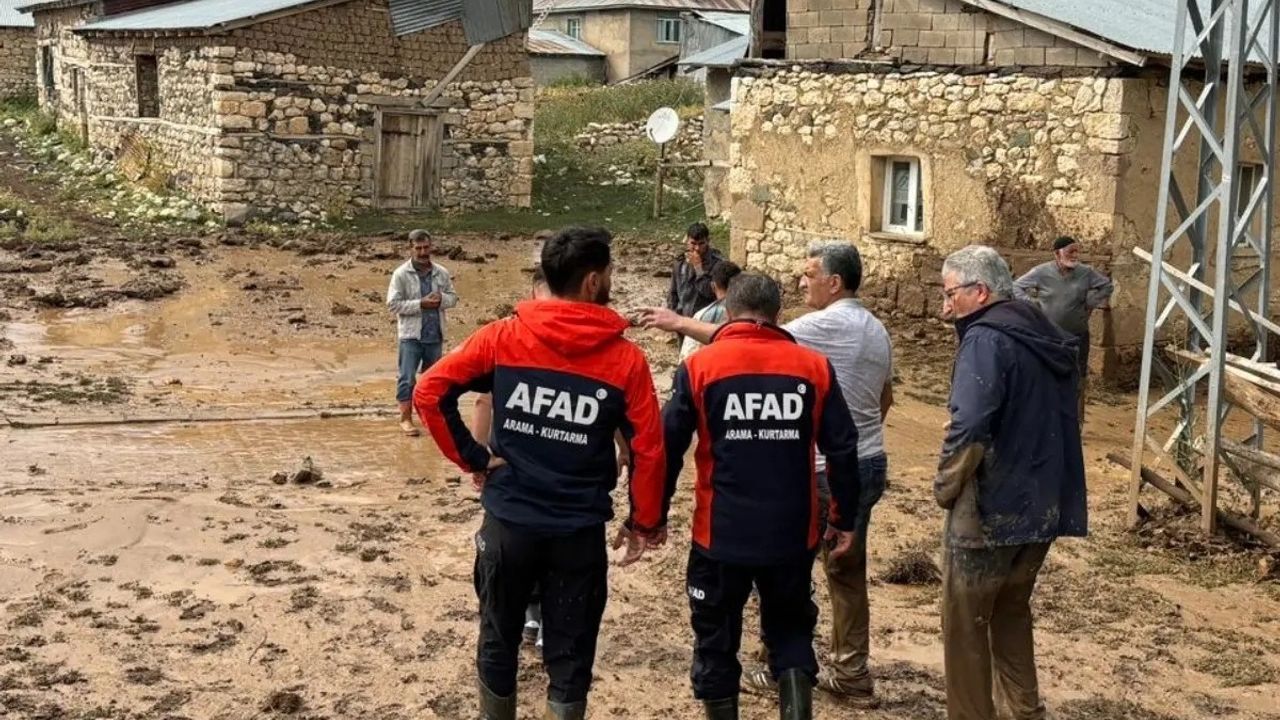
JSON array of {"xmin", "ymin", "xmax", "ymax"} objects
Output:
[
  {"xmin": 935, "ymin": 245, "xmax": 1087, "ymax": 720},
  {"xmin": 662, "ymin": 273, "xmax": 861, "ymax": 720}
]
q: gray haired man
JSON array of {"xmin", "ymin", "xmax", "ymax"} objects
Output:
[
  {"xmin": 386, "ymin": 229, "xmax": 457, "ymax": 436},
  {"xmin": 641, "ymin": 242, "xmax": 893, "ymax": 705},
  {"xmin": 938, "ymin": 245, "xmax": 1086, "ymax": 720}
]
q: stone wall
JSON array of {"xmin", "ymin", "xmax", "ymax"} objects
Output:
[
  {"xmin": 33, "ymin": 4, "xmax": 96, "ymax": 116},
  {"xmin": 531, "ymin": 55, "xmax": 606, "ymax": 86},
  {"xmin": 207, "ymin": 27, "xmax": 533, "ymax": 219},
  {"xmin": 39, "ymin": 0, "xmax": 534, "ymax": 220},
  {"xmin": 787, "ymin": 0, "xmax": 1113, "ymax": 67},
  {"xmin": 0, "ymin": 27, "xmax": 36, "ymax": 99},
  {"xmin": 727, "ymin": 63, "xmax": 1138, "ymax": 378}
]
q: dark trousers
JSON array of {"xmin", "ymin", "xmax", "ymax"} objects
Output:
[
  {"xmin": 687, "ymin": 547, "xmax": 818, "ymax": 700},
  {"xmin": 942, "ymin": 542, "xmax": 1051, "ymax": 720},
  {"xmin": 1075, "ymin": 332, "xmax": 1090, "ymax": 425},
  {"xmin": 474, "ymin": 514, "xmax": 607, "ymax": 702}
]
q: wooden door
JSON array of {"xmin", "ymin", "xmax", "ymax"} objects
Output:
[
  {"xmin": 70, "ymin": 68, "xmax": 88, "ymax": 144},
  {"xmin": 377, "ymin": 111, "xmax": 442, "ymax": 209}
]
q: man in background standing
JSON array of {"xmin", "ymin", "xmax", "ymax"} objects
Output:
[
  {"xmin": 668, "ymin": 222, "xmax": 725, "ymax": 322},
  {"xmin": 387, "ymin": 229, "xmax": 457, "ymax": 436},
  {"xmin": 1013, "ymin": 236, "xmax": 1113, "ymax": 422},
  {"xmin": 937, "ymin": 245, "xmax": 1087, "ymax": 720}
]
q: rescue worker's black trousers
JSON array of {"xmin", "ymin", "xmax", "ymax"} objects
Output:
[
  {"xmin": 687, "ymin": 546, "xmax": 819, "ymax": 699},
  {"xmin": 474, "ymin": 514, "xmax": 607, "ymax": 702}
]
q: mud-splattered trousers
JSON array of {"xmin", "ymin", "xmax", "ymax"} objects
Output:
[
  {"xmin": 941, "ymin": 541, "xmax": 1051, "ymax": 720},
  {"xmin": 473, "ymin": 514, "xmax": 607, "ymax": 703}
]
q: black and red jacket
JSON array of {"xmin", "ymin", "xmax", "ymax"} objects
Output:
[
  {"xmin": 662, "ymin": 321, "xmax": 861, "ymax": 565},
  {"xmin": 415, "ymin": 299, "xmax": 665, "ymax": 536}
]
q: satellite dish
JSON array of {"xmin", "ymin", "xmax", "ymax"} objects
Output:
[{"xmin": 645, "ymin": 107, "xmax": 680, "ymax": 144}]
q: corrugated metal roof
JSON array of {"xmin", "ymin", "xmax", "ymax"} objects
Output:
[
  {"xmin": 1, "ymin": 0, "xmax": 36, "ymax": 27},
  {"xmin": 678, "ymin": 33, "xmax": 745, "ymax": 68},
  {"xmin": 15, "ymin": 0, "xmax": 93, "ymax": 15},
  {"xmin": 77, "ymin": 0, "xmax": 341, "ymax": 32},
  {"xmin": 977, "ymin": 0, "xmax": 1271, "ymax": 62},
  {"xmin": 389, "ymin": 0, "xmax": 461, "ymax": 36},
  {"xmin": 528, "ymin": 28, "xmax": 603, "ymax": 55},
  {"xmin": 462, "ymin": 0, "xmax": 529, "ymax": 43},
  {"xmin": 533, "ymin": 0, "xmax": 749, "ymax": 13},
  {"xmin": 690, "ymin": 9, "xmax": 746, "ymax": 36}
]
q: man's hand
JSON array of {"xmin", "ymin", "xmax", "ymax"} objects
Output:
[
  {"xmin": 640, "ymin": 306, "xmax": 685, "ymax": 334},
  {"xmin": 825, "ymin": 527, "xmax": 856, "ymax": 560},
  {"xmin": 686, "ymin": 249, "xmax": 704, "ymax": 274},
  {"xmin": 471, "ymin": 455, "xmax": 507, "ymax": 491},
  {"xmin": 420, "ymin": 291, "xmax": 442, "ymax": 309},
  {"xmin": 612, "ymin": 525, "xmax": 663, "ymax": 566}
]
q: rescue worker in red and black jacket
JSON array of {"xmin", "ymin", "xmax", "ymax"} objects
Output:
[
  {"xmin": 661, "ymin": 273, "xmax": 861, "ymax": 720},
  {"xmin": 414, "ymin": 227, "xmax": 666, "ymax": 720}
]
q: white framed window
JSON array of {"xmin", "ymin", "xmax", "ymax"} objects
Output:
[
  {"xmin": 657, "ymin": 15, "xmax": 682, "ymax": 44},
  {"xmin": 565, "ymin": 17, "xmax": 582, "ymax": 39},
  {"xmin": 882, "ymin": 157, "xmax": 924, "ymax": 235}
]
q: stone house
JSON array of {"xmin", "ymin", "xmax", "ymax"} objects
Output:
[
  {"xmin": 725, "ymin": 0, "xmax": 1279, "ymax": 384},
  {"xmin": 534, "ymin": 0, "xmax": 748, "ymax": 83},
  {"xmin": 528, "ymin": 28, "xmax": 606, "ymax": 85},
  {"xmin": 21, "ymin": 0, "xmax": 535, "ymax": 221},
  {"xmin": 0, "ymin": 0, "xmax": 35, "ymax": 99}
]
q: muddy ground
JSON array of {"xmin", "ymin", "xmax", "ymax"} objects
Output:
[{"xmin": 3, "ymin": 132, "xmax": 1280, "ymax": 720}]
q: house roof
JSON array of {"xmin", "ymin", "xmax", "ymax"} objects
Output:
[
  {"xmin": 528, "ymin": 28, "xmax": 604, "ymax": 56},
  {"xmin": 388, "ymin": 0, "xmax": 460, "ymax": 37},
  {"xmin": 1, "ymin": 0, "xmax": 35, "ymax": 27},
  {"xmin": 966, "ymin": 0, "xmax": 1271, "ymax": 65},
  {"xmin": 76, "ymin": 0, "xmax": 348, "ymax": 33},
  {"xmin": 690, "ymin": 9, "xmax": 746, "ymax": 35},
  {"xmin": 15, "ymin": 0, "xmax": 92, "ymax": 14},
  {"xmin": 679, "ymin": 33, "xmax": 746, "ymax": 68},
  {"xmin": 532, "ymin": 0, "xmax": 749, "ymax": 14}
]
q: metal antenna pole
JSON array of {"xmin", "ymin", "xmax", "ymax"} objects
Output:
[{"xmin": 1130, "ymin": 0, "xmax": 1280, "ymax": 535}]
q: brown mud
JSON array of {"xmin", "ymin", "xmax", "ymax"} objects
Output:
[{"xmin": 2, "ymin": 136, "xmax": 1279, "ymax": 720}]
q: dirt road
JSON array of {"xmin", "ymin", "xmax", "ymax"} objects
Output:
[
  {"xmin": 2, "ymin": 119, "xmax": 1279, "ymax": 720},
  {"xmin": 2, "ymin": 229, "xmax": 1279, "ymax": 720}
]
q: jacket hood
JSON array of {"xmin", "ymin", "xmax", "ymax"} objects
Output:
[
  {"xmin": 710, "ymin": 319, "xmax": 796, "ymax": 344},
  {"xmin": 515, "ymin": 298, "xmax": 629, "ymax": 356},
  {"xmin": 958, "ymin": 300, "xmax": 1078, "ymax": 378}
]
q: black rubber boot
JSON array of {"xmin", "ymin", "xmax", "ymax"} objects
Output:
[
  {"xmin": 544, "ymin": 699, "xmax": 587, "ymax": 720},
  {"xmin": 703, "ymin": 696, "xmax": 739, "ymax": 720},
  {"xmin": 478, "ymin": 679, "xmax": 515, "ymax": 720},
  {"xmin": 778, "ymin": 669, "xmax": 813, "ymax": 720}
]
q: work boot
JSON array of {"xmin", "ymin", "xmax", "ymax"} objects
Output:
[
  {"xmin": 478, "ymin": 679, "xmax": 515, "ymax": 720},
  {"xmin": 543, "ymin": 699, "xmax": 587, "ymax": 720},
  {"xmin": 778, "ymin": 669, "xmax": 813, "ymax": 720},
  {"xmin": 398, "ymin": 401, "xmax": 420, "ymax": 436},
  {"xmin": 703, "ymin": 696, "xmax": 739, "ymax": 719}
]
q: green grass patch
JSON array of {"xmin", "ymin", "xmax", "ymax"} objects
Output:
[
  {"xmin": 535, "ymin": 79, "xmax": 703, "ymax": 147},
  {"xmin": 0, "ymin": 190, "xmax": 80, "ymax": 245}
]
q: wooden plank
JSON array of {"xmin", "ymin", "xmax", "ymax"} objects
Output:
[
  {"xmin": 372, "ymin": 108, "xmax": 383, "ymax": 209},
  {"xmin": 1220, "ymin": 438, "xmax": 1280, "ymax": 493},
  {"xmin": 1224, "ymin": 371, "xmax": 1280, "ymax": 432},
  {"xmin": 1107, "ymin": 452, "xmax": 1280, "ymax": 548},
  {"xmin": 1134, "ymin": 247, "xmax": 1280, "ymax": 337},
  {"xmin": 1144, "ymin": 433, "xmax": 1203, "ymax": 504},
  {"xmin": 421, "ymin": 43, "xmax": 486, "ymax": 109}
]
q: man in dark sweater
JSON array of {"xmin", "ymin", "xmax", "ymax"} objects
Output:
[
  {"xmin": 1013, "ymin": 236, "xmax": 1113, "ymax": 422},
  {"xmin": 667, "ymin": 222, "xmax": 725, "ymax": 320},
  {"xmin": 937, "ymin": 245, "xmax": 1087, "ymax": 720}
]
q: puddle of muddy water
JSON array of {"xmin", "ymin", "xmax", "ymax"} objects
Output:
[
  {"xmin": 3, "ymin": 242, "xmax": 544, "ymax": 412},
  {"xmin": 1, "ymin": 415, "xmax": 457, "ymax": 485}
]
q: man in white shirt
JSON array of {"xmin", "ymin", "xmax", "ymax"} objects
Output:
[{"xmin": 642, "ymin": 242, "xmax": 893, "ymax": 706}]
